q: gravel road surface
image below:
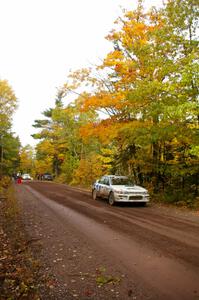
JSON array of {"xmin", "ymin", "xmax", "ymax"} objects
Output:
[{"xmin": 15, "ymin": 181, "xmax": 199, "ymax": 300}]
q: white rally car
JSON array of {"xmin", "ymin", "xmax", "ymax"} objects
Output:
[{"xmin": 92, "ymin": 175, "xmax": 149, "ymax": 206}]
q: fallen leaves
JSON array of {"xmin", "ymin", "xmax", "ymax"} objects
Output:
[{"xmin": 0, "ymin": 190, "xmax": 41, "ymax": 299}]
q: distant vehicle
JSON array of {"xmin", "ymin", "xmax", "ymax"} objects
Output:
[
  {"xmin": 22, "ymin": 174, "xmax": 32, "ymax": 180},
  {"xmin": 42, "ymin": 173, "xmax": 53, "ymax": 181},
  {"xmin": 92, "ymin": 175, "xmax": 149, "ymax": 206}
]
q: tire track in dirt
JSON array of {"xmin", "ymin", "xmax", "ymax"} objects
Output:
[{"xmin": 22, "ymin": 182, "xmax": 199, "ymax": 300}]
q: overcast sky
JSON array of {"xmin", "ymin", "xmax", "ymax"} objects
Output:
[{"xmin": 0, "ymin": 0, "xmax": 162, "ymax": 147}]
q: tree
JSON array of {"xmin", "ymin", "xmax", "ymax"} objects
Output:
[
  {"xmin": 62, "ymin": 0, "xmax": 199, "ymax": 198},
  {"xmin": 19, "ymin": 145, "xmax": 34, "ymax": 175},
  {"xmin": 0, "ymin": 79, "xmax": 19, "ymax": 177},
  {"xmin": 0, "ymin": 79, "xmax": 17, "ymax": 133}
]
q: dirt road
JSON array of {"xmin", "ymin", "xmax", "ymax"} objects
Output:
[{"xmin": 15, "ymin": 181, "xmax": 199, "ymax": 300}]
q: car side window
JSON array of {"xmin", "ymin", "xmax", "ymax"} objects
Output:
[
  {"xmin": 99, "ymin": 177, "xmax": 105, "ymax": 184},
  {"xmin": 104, "ymin": 177, "xmax": 110, "ymax": 186}
]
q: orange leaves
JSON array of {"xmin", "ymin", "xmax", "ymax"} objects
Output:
[
  {"xmin": 80, "ymin": 117, "xmax": 153, "ymax": 147},
  {"xmin": 103, "ymin": 50, "xmax": 137, "ymax": 84},
  {"xmin": 80, "ymin": 119, "xmax": 123, "ymax": 145},
  {"xmin": 115, "ymin": 19, "xmax": 149, "ymax": 50},
  {"xmin": 82, "ymin": 91, "xmax": 127, "ymax": 113},
  {"xmin": 110, "ymin": 50, "xmax": 123, "ymax": 60}
]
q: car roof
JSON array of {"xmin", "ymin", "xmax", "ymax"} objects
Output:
[
  {"xmin": 106, "ymin": 175, "xmax": 127, "ymax": 177},
  {"xmin": 103, "ymin": 175, "xmax": 128, "ymax": 179}
]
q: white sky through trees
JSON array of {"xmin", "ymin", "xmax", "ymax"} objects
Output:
[{"xmin": 0, "ymin": 0, "xmax": 162, "ymax": 146}]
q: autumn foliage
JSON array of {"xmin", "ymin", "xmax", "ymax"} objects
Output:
[{"xmin": 33, "ymin": 0, "xmax": 199, "ymax": 206}]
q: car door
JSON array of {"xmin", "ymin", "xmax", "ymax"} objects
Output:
[
  {"xmin": 97, "ymin": 177, "xmax": 106, "ymax": 198},
  {"xmin": 102, "ymin": 176, "xmax": 111, "ymax": 199},
  {"xmin": 97, "ymin": 177, "xmax": 108, "ymax": 198}
]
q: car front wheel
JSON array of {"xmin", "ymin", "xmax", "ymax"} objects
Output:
[{"xmin": 108, "ymin": 192, "xmax": 115, "ymax": 206}]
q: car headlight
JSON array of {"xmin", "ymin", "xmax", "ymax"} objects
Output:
[
  {"xmin": 144, "ymin": 192, "xmax": 149, "ymax": 197},
  {"xmin": 114, "ymin": 189, "xmax": 125, "ymax": 194},
  {"xmin": 142, "ymin": 190, "xmax": 148, "ymax": 194}
]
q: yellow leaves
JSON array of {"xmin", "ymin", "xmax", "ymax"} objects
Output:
[
  {"xmin": 35, "ymin": 140, "xmax": 55, "ymax": 174},
  {"xmin": 0, "ymin": 80, "xmax": 17, "ymax": 130},
  {"xmin": 106, "ymin": 20, "xmax": 150, "ymax": 51},
  {"xmin": 103, "ymin": 51, "xmax": 137, "ymax": 84},
  {"xmin": 103, "ymin": 50, "xmax": 124, "ymax": 68},
  {"xmin": 111, "ymin": 50, "xmax": 123, "ymax": 60},
  {"xmin": 68, "ymin": 68, "xmax": 91, "ymax": 83},
  {"xmin": 124, "ymin": 22, "xmax": 146, "ymax": 36},
  {"xmin": 72, "ymin": 148, "xmax": 116, "ymax": 186},
  {"xmin": 36, "ymin": 140, "xmax": 55, "ymax": 156},
  {"xmin": 105, "ymin": 29, "xmax": 120, "ymax": 42},
  {"xmin": 34, "ymin": 158, "xmax": 53, "ymax": 174},
  {"xmin": 57, "ymin": 153, "xmax": 65, "ymax": 161},
  {"xmin": 121, "ymin": 21, "xmax": 149, "ymax": 48},
  {"xmin": 72, "ymin": 155, "xmax": 104, "ymax": 186},
  {"xmin": 124, "ymin": 10, "xmax": 136, "ymax": 19},
  {"xmin": 19, "ymin": 146, "xmax": 34, "ymax": 173},
  {"xmin": 0, "ymin": 80, "xmax": 17, "ymax": 107},
  {"xmin": 60, "ymin": 68, "xmax": 92, "ymax": 99}
]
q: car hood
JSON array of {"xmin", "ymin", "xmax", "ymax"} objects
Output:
[{"xmin": 111, "ymin": 185, "xmax": 148, "ymax": 193}]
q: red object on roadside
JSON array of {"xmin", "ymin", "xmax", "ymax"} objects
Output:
[{"xmin": 17, "ymin": 177, "xmax": 22, "ymax": 184}]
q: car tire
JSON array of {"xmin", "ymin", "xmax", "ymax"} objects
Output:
[
  {"xmin": 92, "ymin": 189, "xmax": 98, "ymax": 200},
  {"xmin": 108, "ymin": 192, "xmax": 115, "ymax": 206}
]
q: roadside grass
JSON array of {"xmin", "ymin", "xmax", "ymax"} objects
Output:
[
  {"xmin": 0, "ymin": 183, "xmax": 42, "ymax": 300},
  {"xmin": 152, "ymin": 190, "xmax": 199, "ymax": 210}
]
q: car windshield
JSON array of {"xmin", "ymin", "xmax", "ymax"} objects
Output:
[{"xmin": 111, "ymin": 177, "xmax": 134, "ymax": 186}]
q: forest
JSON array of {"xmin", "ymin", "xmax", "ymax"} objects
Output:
[{"xmin": 1, "ymin": 0, "xmax": 198, "ymax": 207}]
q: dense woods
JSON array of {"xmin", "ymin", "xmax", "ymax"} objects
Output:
[
  {"xmin": 32, "ymin": 0, "xmax": 199, "ymax": 206},
  {"xmin": 1, "ymin": 0, "xmax": 198, "ymax": 207}
]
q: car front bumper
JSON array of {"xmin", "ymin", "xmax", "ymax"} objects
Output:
[{"xmin": 114, "ymin": 193, "xmax": 149, "ymax": 202}]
